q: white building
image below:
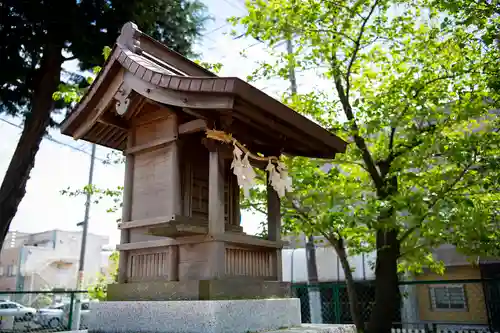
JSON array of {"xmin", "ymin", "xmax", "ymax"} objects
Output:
[
  {"xmin": 0, "ymin": 230, "xmax": 110, "ymax": 293},
  {"xmin": 281, "ymin": 235, "xmax": 376, "ymax": 283}
]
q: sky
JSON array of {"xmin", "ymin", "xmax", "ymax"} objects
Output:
[{"xmin": 0, "ymin": 0, "xmax": 290, "ymax": 246}]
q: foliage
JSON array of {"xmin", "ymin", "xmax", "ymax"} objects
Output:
[
  {"xmin": 193, "ymin": 60, "xmax": 224, "ymax": 74},
  {"xmin": 31, "ymin": 293, "xmax": 53, "ymax": 309},
  {"xmin": 232, "ymin": 0, "xmax": 500, "ymax": 330},
  {"xmin": 88, "ymin": 251, "xmax": 119, "ymax": 301},
  {"xmin": 0, "ymin": 0, "xmax": 209, "ymax": 118}
]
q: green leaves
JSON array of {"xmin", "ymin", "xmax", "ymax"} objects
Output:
[
  {"xmin": 232, "ymin": 0, "xmax": 500, "ymax": 275},
  {"xmin": 193, "ymin": 60, "xmax": 223, "ymax": 74},
  {"xmin": 88, "ymin": 251, "xmax": 119, "ymax": 301},
  {"xmin": 60, "ymin": 185, "xmax": 123, "ymax": 213}
]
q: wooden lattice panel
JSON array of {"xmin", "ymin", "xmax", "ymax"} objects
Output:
[
  {"xmin": 225, "ymin": 247, "xmax": 273, "ymax": 277},
  {"xmin": 128, "ymin": 248, "xmax": 169, "ymax": 282}
]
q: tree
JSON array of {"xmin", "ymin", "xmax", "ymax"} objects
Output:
[
  {"xmin": 0, "ymin": 0, "xmax": 209, "ymax": 249},
  {"xmin": 231, "ymin": 0, "xmax": 500, "ymax": 332},
  {"xmin": 88, "ymin": 251, "xmax": 119, "ymax": 301}
]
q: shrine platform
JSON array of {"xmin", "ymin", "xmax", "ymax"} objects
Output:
[{"xmin": 87, "ymin": 299, "xmax": 357, "ymax": 333}]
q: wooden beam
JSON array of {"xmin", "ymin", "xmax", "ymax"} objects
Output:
[
  {"xmin": 209, "ymin": 233, "xmax": 285, "ymax": 249},
  {"xmin": 235, "ymin": 102, "xmax": 317, "ymax": 154},
  {"xmin": 125, "ymin": 135, "xmax": 176, "ymax": 155},
  {"xmin": 73, "ymin": 69, "xmax": 125, "ymax": 140},
  {"xmin": 116, "ymin": 238, "xmax": 177, "ymax": 251},
  {"xmin": 118, "ymin": 215, "xmax": 175, "ymax": 229},
  {"xmin": 115, "ymin": 234, "xmax": 225, "ymax": 251},
  {"xmin": 131, "ymin": 103, "xmax": 172, "ymax": 126},
  {"xmin": 182, "ymin": 107, "xmax": 209, "ymax": 120},
  {"xmin": 98, "ymin": 112, "xmax": 129, "ymax": 130},
  {"xmin": 179, "ymin": 119, "xmax": 207, "ymax": 135}
]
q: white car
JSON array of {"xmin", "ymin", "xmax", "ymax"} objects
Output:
[
  {"xmin": 61, "ymin": 301, "xmax": 92, "ymax": 329},
  {"xmin": 34, "ymin": 303, "xmax": 65, "ymax": 329},
  {"xmin": 36, "ymin": 301, "xmax": 92, "ymax": 329},
  {"xmin": 0, "ymin": 301, "xmax": 36, "ymax": 322}
]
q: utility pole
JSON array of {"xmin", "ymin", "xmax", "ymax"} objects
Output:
[
  {"xmin": 285, "ymin": 39, "xmax": 322, "ymax": 324},
  {"xmin": 71, "ymin": 143, "xmax": 96, "ymax": 330}
]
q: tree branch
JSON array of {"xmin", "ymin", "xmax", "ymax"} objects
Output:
[
  {"xmin": 395, "ymin": 72, "xmax": 482, "ymax": 126},
  {"xmin": 389, "ymin": 127, "xmax": 396, "ymax": 151},
  {"xmin": 385, "ymin": 123, "xmax": 438, "ymax": 165},
  {"xmin": 297, "ymin": 28, "xmax": 357, "ymax": 43},
  {"xmin": 345, "ymin": 0, "xmax": 379, "ymax": 97},
  {"xmin": 333, "ymin": 159, "xmax": 370, "ymax": 171},
  {"xmin": 286, "ymin": 192, "xmax": 311, "ymax": 223},
  {"xmin": 240, "ymin": 202, "xmax": 267, "ymax": 215},
  {"xmin": 399, "ymin": 153, "xmax": 478, "ymax": 242},
  {"xmin": 398, "ymin": 242, "xmax": 429, "ymax": 259},
  {"xmin": 331, "ymin": 61, "xmax": 384, "ymax": 194}
]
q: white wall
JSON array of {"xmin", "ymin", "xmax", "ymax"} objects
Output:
[{"xmin": 282, "ymin": 247, "xmax": 376, "ymax": 283}]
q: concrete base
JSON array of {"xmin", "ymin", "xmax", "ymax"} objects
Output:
[
  {"xmin": 89, "ymin": 298, "xmax": 304, "ymax": 333},
  {"xmin": 266, "ymin": 325, "xmax": 356, "ymax": 333},
  {"xmin": 66, "ymin": 326, "xmax": 355, "ymax": 333},
  {"xmin": 107, "ymin": 279, "xmax": 291, "ymax": 301}
]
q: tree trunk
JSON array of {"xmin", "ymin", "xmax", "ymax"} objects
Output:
[
  {"xmin": 367, "ymin": 229, "xmax": 400, "ymax": 333},
  {"xmin": 335, "ymin": 241, "xmax": 365, "ymax": 332},
  {"xmin": 0, "ymin": 43, "xmax": 63, "ymax": 247}
]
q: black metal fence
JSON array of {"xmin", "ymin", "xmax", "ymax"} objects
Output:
[
  {"xmin": 0, "ymin": 290, "xmax": 88, "ymax": 332},
  {"xmin": 292, "ymin": 279, "xmax": 500, "ymax": 333}
]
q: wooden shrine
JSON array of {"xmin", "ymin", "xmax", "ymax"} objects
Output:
[{"xmin": 60, "ymin": 22, "xmax": 347, "ymax": 301}]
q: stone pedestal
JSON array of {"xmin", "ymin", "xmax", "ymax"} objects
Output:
[
  {"xmin": 107, "ymin": 280, "xmax": 291, "ymax": 301},
  {"xmin": 88, "ymin": 299, "xmax": 357, "ymax": 333}
]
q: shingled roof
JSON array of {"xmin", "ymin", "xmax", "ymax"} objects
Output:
[{"xmin": 60, "ymin": 22, "xmax": 347, "ymax": 158}]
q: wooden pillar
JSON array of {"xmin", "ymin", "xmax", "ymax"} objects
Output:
[
  {"xmin": 166, "ymin": 113, "xmax": 181, "ymax": 280},
  {"xmin": 118, "ymin": 133, "xmax": 135, "ymax": 284},
  {"xmin": 208, "ymin": 148, "xmax": 225, "ymax": 279},
  {"xmin": 182, "ymin": 161, "xmax": 192, "ymax": 217},
  {"xmin": 168, "ymin": 245, "xmax": 179, "ymax": 281},
  {"xmin": 231, "ymin": 173, "xmax": 241, "ymax": 227},
  {"xmin": 167, "ymin": 114, "xmax": 182, "ymax": 217},
  {"xmin": 266, "ymin": 177, "xmax": 281, "ymax": 242},
  {"xmin": 208, "ymin": 150, "xmax": 225, "ymax": 234},
  {"xmin": 267, "ymin": 176, "xmax": 282, "ymax": 280}
]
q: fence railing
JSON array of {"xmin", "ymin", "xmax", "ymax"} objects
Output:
[
  {"xmin": 292, "ymin": 279, "xmax": 500, "ymax": 333},
  {"xmin": 0, "ymin": 290, "xmax": 88, "ymax": 332}
]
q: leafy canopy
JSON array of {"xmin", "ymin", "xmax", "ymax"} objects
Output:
[
  {"xmin": 0, "ymin": 0, "xmax": 209, "ymax": 120},
  {"xmin": 232, "ymin": 0, "xmax": 500, "ymax": 273}
]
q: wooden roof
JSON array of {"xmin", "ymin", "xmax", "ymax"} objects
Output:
[{"xmin": 60, "ymin": 22, "xmax": 347, "ymax": 158}]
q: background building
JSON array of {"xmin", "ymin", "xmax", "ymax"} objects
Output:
[
  {"xmin": 281, "ymin": 236, "xmax": 498, "ymax": 331},
  {"xmin": 0, "ymin": 230, "xmax": 110, "ymax": 294}
]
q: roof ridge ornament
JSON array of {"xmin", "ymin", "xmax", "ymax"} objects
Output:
[{"xmin": 117, "ymin": 22, "xmax": 142, "ymax": 54}]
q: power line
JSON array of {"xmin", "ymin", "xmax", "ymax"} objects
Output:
[
  {"xmin": 0, "ymin": 117, "xmax": 112, "ymax": 165},
  {"xmin": 221, "ymin": 0, "xmax": 246, "ymax": 13},
  {"xmin": 202, "ymin": 23, "xmax": 232, "ymax": 37}
]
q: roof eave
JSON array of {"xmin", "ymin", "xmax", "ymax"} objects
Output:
[{"xmin": 60, "ymin": 45, "xmax": 122, "ymax": 137}]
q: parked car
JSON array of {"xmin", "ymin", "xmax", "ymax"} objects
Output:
[
  {"xmin": 36, "ymin": 301, "xmax": 93, "ymax": 329},
  {"xmin": 0, "ymin": 301, "xmax": 36, "ymax": 322},
  {"xmin": 61, "ymin": 301, "xmax": 93, "ymax": 329},
  {"xmin": 34, "ymin": 303, "xmax": 65, "ymax": 329}
]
